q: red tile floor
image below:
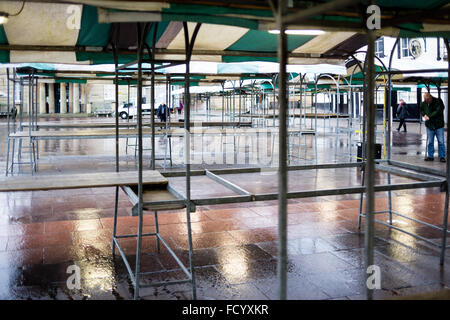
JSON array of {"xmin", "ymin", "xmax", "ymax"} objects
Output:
[
  {"xmin": 0, "ymin": 119, "xmax": 449, "ymax": 299},
  {"xmin": 0, "ymin": 178, "xmax": 449, "ymax": 300}
]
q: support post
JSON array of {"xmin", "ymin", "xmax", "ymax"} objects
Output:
[
  {"xmin": 68, "ymin": 82, "xmax": 73, "ymax": 113},
  {"xmin": 275, "ymin": 0, "xmax": 288, "ymax": 301},
  {"xmin": 440, "ymin": 38, "xmax": 450, "ymax": 265},
  {"xmin": 183, "ymin": 21, "xmax": 201, "ymax": 300},
  {"xmin": 80, "ymin": 83, "xmax": 87, "ymax": 113},
  {"xmin": 48, "ymin": 83, "xmax": 55, "ymax": 114},
  {"xmin": 73, "ymin": 83, "xmax": 80, "ymax": 114},
  {"xmin": 133, "ymin": 22, "xmax": 148, "ymax": 300},
  {"xmin": 39, "ymin": 83, "xmax": 46, "ymax": 114},
  {"xmin": 364, "ymin": 11, "xmax": 376, "ymax": 301},
  {"xmin": 60, "ymin": 83, "xmax": 67, "ymax": 114}
]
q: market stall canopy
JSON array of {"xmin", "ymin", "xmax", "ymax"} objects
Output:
[{"xmin": 0, "ymin": 1, "xmax": 448, "ymax": 66}]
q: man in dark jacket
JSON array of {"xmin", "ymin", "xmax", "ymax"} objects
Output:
[
  {"xmin": 420, "ymin": 93, "xmax": 446, "ymax": 162},
  {"xmin": 156, "ymin": 102, "xmax": 168, "ymax": 122},
  {"xmin": 396, "ymin": 99, "xmax": 408, "ymax": 132}
]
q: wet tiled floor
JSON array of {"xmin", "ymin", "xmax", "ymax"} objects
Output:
[{"xmin": 0, "ymin": 116, "xmax": 449, "ymax": 299}]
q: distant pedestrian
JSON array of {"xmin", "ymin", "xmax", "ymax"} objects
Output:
[
  {"xmin": 420, "ymin": 93, "xmax": 446, "ymax": 162},
  {"xmin": 396, "ymin": 99, "xmax": 408, "ymax": 132},
  {"xmin": 156, "ymin": 102, "xmax": 168, "ymax": 122},
  {"xmin": 178, "ymin": 101, "xmax": 183, "ymax": 115}
]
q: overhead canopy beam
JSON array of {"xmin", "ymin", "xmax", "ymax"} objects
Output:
[
  {"xmin": 0, "ymin": 45, "xmax": 345, "ymax": 60},
  {"xmin": 282, "ymin": 0, "xmax": 362, "ymax": 26}
]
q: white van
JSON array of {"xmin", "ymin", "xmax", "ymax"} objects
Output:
[{"xmin": 117, "ymin": 102, "xmax": 153, "ymax": 119}]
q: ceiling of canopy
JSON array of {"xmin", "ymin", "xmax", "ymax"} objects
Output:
[{"xmin": 0, "ymin": 0, "xmax": 448, "ymax": 67}]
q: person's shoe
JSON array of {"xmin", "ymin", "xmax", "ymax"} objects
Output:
[
  {"xmin": 403, "ymin": 130, "xmax": 407, "ymax": 132},
  {"xmin": 396, "ymin": 128, "xmax": 400, "ymax": 132},
  {"xmin": 424, "ymin": 157, "xmax": 434, "ymax": 161},
  {"xmin": 440, "ymin": 158, "xmax": 446, "ymax": 163}
]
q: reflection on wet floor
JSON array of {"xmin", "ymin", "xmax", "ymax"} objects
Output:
[{"xmin": 0, "ymin": 118, "xmax": 449, "ymax": 299}]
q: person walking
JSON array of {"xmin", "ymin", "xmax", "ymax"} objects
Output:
[
  {"xmin": 420, "ymin": 93, "xmax": 446, "ymax": 162},
  {"xmin": 156, "ymin": 102, "xmax": 168, "ymax": 122},
  {"xmin": 396, "ymin": 99, "xmax": 408, "ymax": 132}
]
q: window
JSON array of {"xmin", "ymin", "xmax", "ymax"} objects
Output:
[
  {"xmin": 439, "ymin": 38, "xmax": 448, "ymax": 60},
  {"xmin": 375, "ymin": 38, "xmax": 384, "ymax": 58},
  {"xmin": 399, "ymin": 38, "xmax": 411, "ymax": 58}
]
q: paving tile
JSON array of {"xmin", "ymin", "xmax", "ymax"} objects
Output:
[
  {"xmin": 247, "ymin": 206, "xmax": 278, "ymax": 216},
  {"xmin": 203, "ymin": 207, "xmax": 260, "ymax": 220},
  {"xmin": 286, "ymin": 237, "xmax": 338, "ymax": 255},
  {"xmin": 43, "ymin": 245, "xmax": 84, "ymax": 264},
  {"xmin": 395, "ymin": 256, "xmax": 450, "ymax": 286},
  {"xmin": 227, "ymin": 227, "xmax": 278, "ymax": 244},
  {"xmin": 0, "ymin": 223, "xmax": 44, "ymax": 236},
  {"xmin": 215, "ymin": 259, "xmax": 279, "ymax": 285},
  {"xmin": 305, "ymin": 268, "xmax": 367, "ymax": 298},
  {"xmin": 289, "ymin": 252, "xmax": 355, "ymax": 275},
  {"xmin": 138, "ymin": 266, "xmax": 230, "ymax": 299},
  {"xmin": 214, "ymin": 244, "xmax": 273, "ymax": 265},
  {"xmin": 118, "ymin": 253, "xmax": 165, "ymax": 274},
  {"xmin": 44, "ymin": 219, "xmax": 102, "ymax": 233},
  {"xmin": 331, "ymin": 248, "xmax": 385, "ymax": 269},
  {"xmin": 7, "ymin": 233, "xmax": 73, "ymax": 251},
  {"xmin": 252, "ymin": 274, "xmax": 330, "ymax": 300},
  {"xmin": 287, "ymin": 221, "xmax": 350, "ymax": 239},
  {"xmin": 100, "ymin": 216, "xmax": 137, "ymax": 230},
  {"xmin": 114, "ymin": 236, "xmax": 172, "ymax": 256},
  {"xmin": 171, "ymin": 232, "xmax": 241, "ymax": 250},
  {"xmin": 238, "ymin": 216, "xmax": 278, "ymax": 229},
  {"xmin": 322, "ymin": 233, "xmax": 389, "ymax": 250},
  {"xmin": 374, "ymin": 242, "xmax": 437, "ymax": 263},
  {"xmin": 302, "ymin": 201, "xmax": 353, "ymax": 213},
  {"xmin": 157, "ymin": 247, "xmax": 219, "ymax": 270},
  {"xmin": 157, "ymin": 223, "xmax": 189, "ymax": 237},
  {"xmin": 177, "ymin": 211, "xmax": 212, "ymax": 223},
  {"xmin": 0, "ymin": 248, "xmax": 43, "ymax": 268},
  {"xmin": 389, "ymin": 284, "xmax": 450, "ymax": 299},
  {"xmin": 20, "ymin": 261, "xmax": 76, "ymax": 286}
]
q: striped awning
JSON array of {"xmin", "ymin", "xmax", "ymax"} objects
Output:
[{"xmin": 0, "ymin": 1, "xmax": 449, "ymax": 66}]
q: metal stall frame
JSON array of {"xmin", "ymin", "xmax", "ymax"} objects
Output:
[
  {"xmin": 357, "ymin": 61, "xmax": 450, "ymax": 268},
  {"xmin": 1, "ymin": 0, "xmax": 447, "ymax": 302},
  {"xmin": 110, "ymin": 22, "xmax": 201, "ymax": 299},
  {"xmin": 5, "ymin": 68, "xmax": 38, "ymax": 176}
]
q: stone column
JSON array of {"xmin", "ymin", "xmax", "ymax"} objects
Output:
[
  {"xmin": 80, "ymin": 83, "xmax": 87, "ymax": 113},
  {"xmin": 73, "ymin": 83, "xmax": 80, "ymax": 113},
  {"xmin": 48, "ymin": 83, "xmax": 55, "ymax": 114},
  {"xmin": 60, "ymin": 83, "xmax": 67, "ymax": 114},
  {"xmin": 39, "ymin": 83, "xmax": 46, "ymax": 114},
  {"xmin": 68, "ymin": 82, "xmax": 73, "ymax": 113},
  {"xmin": 22, "ymin": 85, "xmax": 28, "ymax": 115}
]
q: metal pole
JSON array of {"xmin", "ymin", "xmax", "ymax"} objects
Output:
[
  {"xmin": 387, "ymin": 38, "xmax": 399, "ymax": 161},
  {"xmin": 364, "ymin": 13, "xmax": 376, "ymax": 301},
  {"xmin": 134, "ymin": 22, "xmax": 149, "ymax": 300},
  {"xmin": 183, "ymin": 21, "xmax": 201, "ymax": 300},
  {"xmin": 111, "ymin": 25, "xmax": 120, "ymax": 256},
  {"xmin": 28, "ymin": 75, "xmax": 33, "ymax": 175},
  {"xmin": 239, "ymin": 80, "xmax": 242, "ymax": 125},
  {"xmin": 221, "ymin": 82, "xmax": 225, "ymax": 126},
  {"xmin": 387, "ymin": 38, "xmax": 399, "ymax": 226},
  {"xmin": 150, "ymin": 24, "xmax": 158, "ymax": 170},
  {"xmin": 275, "ymin": 0, "xmax": 288, "ymax": 300},
  {"xmin": 5, "ymin": 68, "xmax": 10, "ymax": 176},
  {"xmin": 440, "ymin": 38, "xmax": 450, "ymax": 265}
]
